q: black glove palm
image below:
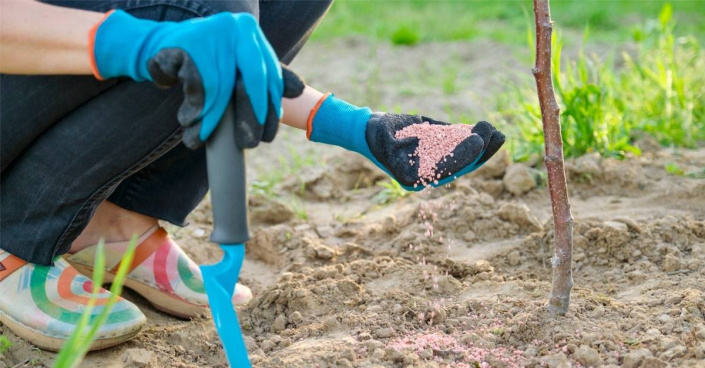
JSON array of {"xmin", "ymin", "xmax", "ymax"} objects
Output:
[{"xmin": 366, "ymin": 114, "xmax": 505, "ymax": 187}]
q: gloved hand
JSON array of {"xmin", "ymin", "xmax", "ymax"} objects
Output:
[
  {"xmin": 90, "ymin": 10, "xmax": 292, "ymax": 149},
  {"xmin": 307, "ymin": 94, "xmax": 504, "ymax": 190}
]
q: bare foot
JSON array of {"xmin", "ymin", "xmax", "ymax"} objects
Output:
[{"xmin": 70, "ymin": 201, "xmax": 158, "ymax": 253}]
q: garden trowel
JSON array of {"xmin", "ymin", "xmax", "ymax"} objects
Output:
[
  {"xmin": 201, "ymin": 99, "xmax": 252, "ymax": 368},
  {"xmin": 201, "ymin": 66, "xmax": 304, "ymax": 368}
]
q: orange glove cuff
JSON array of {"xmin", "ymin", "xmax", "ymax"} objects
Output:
[
  {"xmin": 306, "ymin": 92, "xmax": 332, "ymax": 140},
  {"xmin": 88, "ymin": 10, "xmax": 115, "ymax": 80}
]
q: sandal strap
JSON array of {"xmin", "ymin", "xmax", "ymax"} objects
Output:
[
  {"xmin": 111, "ymin": 227, "xmax": 169, "ymax": 274},
  {"xmin": 0, "ymin": 253, "xmax": 27, "ymax": 283}
]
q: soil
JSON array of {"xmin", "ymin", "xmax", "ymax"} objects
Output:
[{"xmin": 1, "ymin": 40, "xmax": 704, "ymax": 368}]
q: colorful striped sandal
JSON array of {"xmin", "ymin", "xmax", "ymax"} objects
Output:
[
  {"xmin": 66, "ymin": 226, "xmax": 252, "ymax": 320},
  {"xmin": 0, "ymin": 250, "xmax": 146, "ymax": 352}
]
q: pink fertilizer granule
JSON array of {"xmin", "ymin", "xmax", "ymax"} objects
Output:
[
  {"xmin": 387, "ymin": 330, "xmax": 525, "ymax": 368},
  {"xmin": 395, "ymin": 122, "xmax": 475, "ymax": 184}
]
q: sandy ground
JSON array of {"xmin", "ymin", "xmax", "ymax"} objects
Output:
[{"xmin": 1, "ymin": 40, "xmax": 704, "ymax": 368}]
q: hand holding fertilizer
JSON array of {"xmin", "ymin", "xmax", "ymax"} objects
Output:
[{"xmin": 306, "ymin": 94, "xmax": 505, "ymax": 190}]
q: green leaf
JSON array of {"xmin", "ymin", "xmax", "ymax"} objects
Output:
[
  {"xmin": 390, "ymin": 26, "xmax": 420, "ymax": 46},
  {"xmin": 54, "ymin": 237, "xmax": 137, "ymax": 368},
  {"xmin": 0, "ymin": 335, "xmax": 11, "ymax": 354},
  {"xmin": 658, "ymin": 3, "xmax": 673, "ymax": 29},
  {"xmin": 665, "ymin": 162, "xmax": 684, "ymax": 176}
]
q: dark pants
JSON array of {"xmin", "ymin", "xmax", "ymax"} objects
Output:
[{"xmin": 0, "ymin": 0, "xmax": 332, "ymax": 265}]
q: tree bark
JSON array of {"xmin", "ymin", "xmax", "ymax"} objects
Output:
[{"xmin": 532, "ymin": 0, "xmax": 575, "ymax": 316}]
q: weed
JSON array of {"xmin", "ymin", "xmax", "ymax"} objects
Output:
[
  {"xmin": 250, "ymin": 179, "xmax": 279, "ymax": 197},
  {"xmin": 372, "ymin": 179, "xmax": 410, "ymax": 205},
  {"xmin": 287, "ymin": 144, "xmax": 317, "ymax": 173},
  {"xmin": 0, "ymin": 335, "xmax": 11, "ymax": 354},
  {"xmin": 686, "ymin": 168, "xmax": 705, "ymax": 179},
  {"xmin": 593, "ymin": 294, "xmax": 613, "ymax": 306},
  {"xmin": 391, "ymin": 25, "xmax": 420, "ymax": 46},
  {"xmin": 665, "ymin": 162, "xmax": 705, "ymax": 178},
  {"xmin": 496, "ymin": 4, "xmax": 704, "ymax": 161},
  {"xmin": 442, "ymin": 65, "xmax": 459, "ymax": 95},
  {"xmin": 288, "ymin": 198, "xmax": 308, "ymax": 221},
  {"xmin": 665, "ymin": 162, "xmax": 685, "ymax": 176},
  {"xmin": 53, "ymin": 237, "xmax": 137, "ymax": 368}
]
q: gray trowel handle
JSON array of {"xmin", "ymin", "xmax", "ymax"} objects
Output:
[{"xmin": 205, "ymin": 101, "xmax": 250, "ymax": 245}]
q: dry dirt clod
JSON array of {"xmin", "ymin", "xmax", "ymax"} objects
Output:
[
  {"xmin": 249, "ymin": 195, "xmax": 295, "ymax": 224},
  {"xmin": 384, "ymin": 348, "xmax": 406, "ymax": 363},
  {"xmin": 574, "ymin": 154, "xmax": 601, "ymax": 176},
  {"xmin": 574, "ymin": 345, "xmax": 601, "ymax": 367},
  {"xmin": 639, "ymin": 357, "xmax": 669, "ymax": 368},
  {"xmin": 243, "ymin": 335, "xmax": 258, "ymax": 352},
  {"xmin": 475, "ymin": 149, "xmax": 510, "ymax": 178},
  {"xmin": 507, "ymin": 250, "xmax": 522, "ymax": 266},
  {"xmin": 122, "ymin": 348, "xmax": 154, "ymax": 368},
  {"xmin": 372, "ymin": 348, "xmax": 385, "ymax": 359},
  {"xmin": 503, "ymin": 164, "xmax": 537, "ymax": 195},
  {"xmin": 340, "ymin": 348, "xmax": 356, "ymax": 362},
  {"xmin": 315, "ymin": 224, "xmax": 334, "ymax": 238},
  {"xmin": 418, "ymin": 348, "xmax": 433, "ymax": 360},
  {"xmin": 365, "ymin": 339, "xmax": 384, "ymax": 352},
  {"xmin": 261, "ymin": 339, "xmax": 276, "ymax": 353},
  {"xmin": 622, "ymin": 348, "xmax": 653, "ymax": 368},
  {"xmin": 289, "ymin": 311, "xmax": 304, "ymax": 326},
  {"xmin": 375, "ymin": 327, "xmax": 396, "ymax": 339},
  {"xmin": 273, "ymin": 314, "xmax": 288, "ymax": 332},
  {"xmin": 323, "ymin": 316, "xmax": 340, "ymax": 331},
  {"xmin": 542, "ymin": 352, "xmax": 570, "ymax": 368},
  {"xmin": 304, "ymin": 238, "xmax": 337, "ymax": 260},
  {"xmin": 694, "ymin": 342, "xmax": 705, "ymax": 360},
  {"xmin": 476, "ymin": 179, "xmax": 506, "ymax": 198},
  {"xmin": 498, "ymin": 202, "xmax": 543, "ymax": 232},
  {"xmin": 661, "ymin": 254, "xmax": 681, "ymax": 272},
  {"xmin": 337, "ymin": 358, "xmax": 354, "ymax": 368}
]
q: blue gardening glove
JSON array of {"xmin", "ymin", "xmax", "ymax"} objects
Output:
[
  {"xmin": 307, "ymin": 94, "xmax": 505, "ymax": 191},
  {"xmin": 90, "ymin": 10, "xmax": 284, "ymax": 149}
]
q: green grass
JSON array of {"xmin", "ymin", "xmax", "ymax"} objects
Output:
[
  {"xmin": 390, "ymin": 26, "xmax": 420, "ymax": 46},
  {"xmin": 249, "ymin": 141, "xmax": 321, "ymax": 199},
  {"xmin": 665, "ymin": 162, "xmax": 705, "ymax": 178},
  {"xmin": 312, "ymin": 0, "xmax": 705, "ymax": 45},
  {"xmin": 288, "ymin": 198, "xmax": 309, "ymax": 220},
  {"xmin": 0, "ymin": 335, "xmax": 11, "ymax": 354},
  {"xmin": 372, "ymin": 179, "xmax": 410, "ymax": 204},
  {"xmin": 53, "ymin": 237, "xmax": 137, "ymax": 368},
  {"xmin": 494, "ymin": 4, "xmax": 705, "ymax": 161}
]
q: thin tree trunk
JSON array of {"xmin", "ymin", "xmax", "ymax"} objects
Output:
[{"xmin": 532, "ymin": 0, "xmax": 575, "ymax": 316}]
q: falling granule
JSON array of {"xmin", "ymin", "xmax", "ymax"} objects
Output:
[{"xmin": 396, "ymin": 122, "xmax": 475, "ymax": 182}]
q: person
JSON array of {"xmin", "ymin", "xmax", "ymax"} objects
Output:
[{"xmin": 0, "ymin": 0, "xmax": 504, "ymax": 352}]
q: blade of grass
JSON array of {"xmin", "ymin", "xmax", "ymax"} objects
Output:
[
  {"xmin": 53, "ymin": 235, "xmax": 138, "ymax": 368},
  {"xmin": 53, "ymin": 240, "xmax": 105, "ymax": 368}
]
